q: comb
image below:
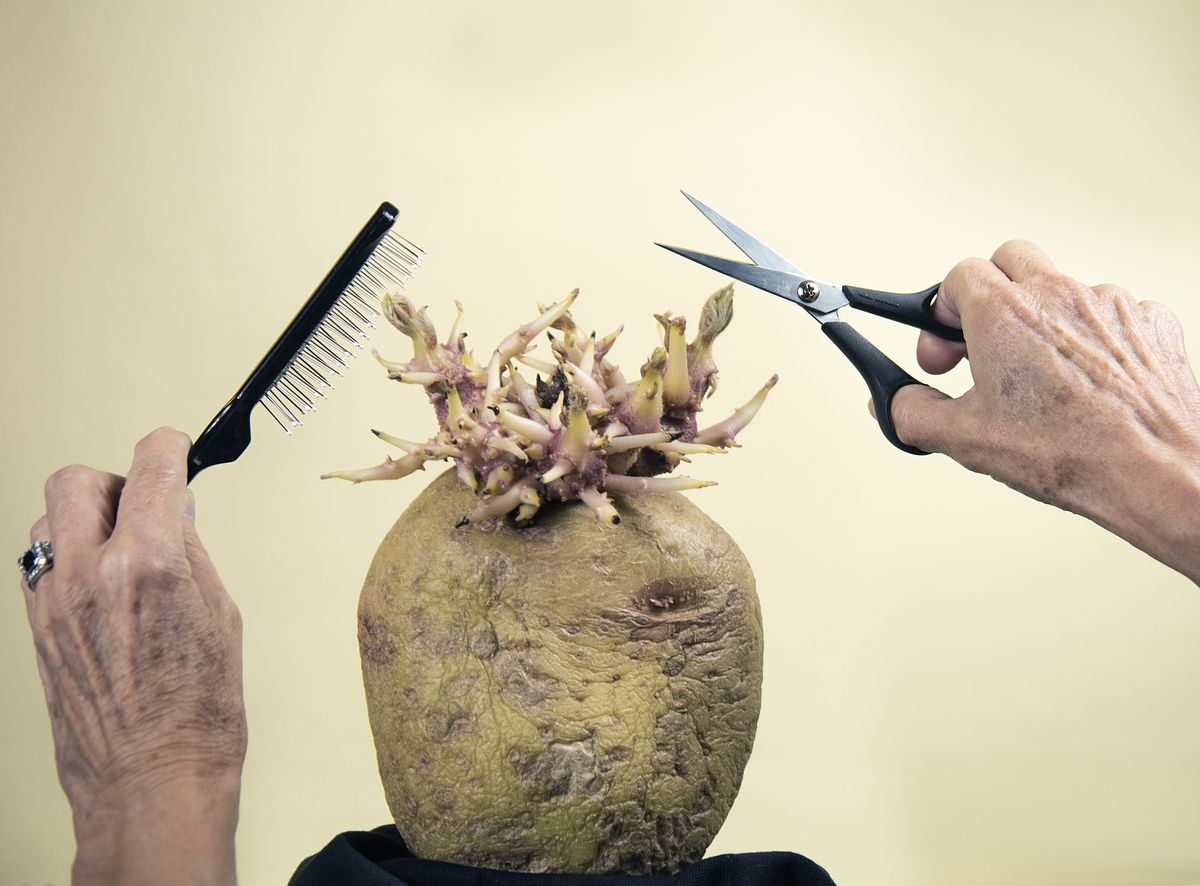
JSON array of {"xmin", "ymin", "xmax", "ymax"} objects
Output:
[{"xmin": 186, "ymin": 202, "xmax": 421, "ymax": 481}]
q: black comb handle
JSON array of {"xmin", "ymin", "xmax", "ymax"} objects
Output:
[{"xmin": 187, "ymin": 202, "xmax": 400, "ymax": 482}]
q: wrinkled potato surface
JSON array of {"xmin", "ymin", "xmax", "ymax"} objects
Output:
[{"xmin": 359, "ymin": 469, "xmax": 763, "ymax": 874}]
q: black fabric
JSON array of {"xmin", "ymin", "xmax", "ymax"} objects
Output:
[{"xmin": 289, "ymin": 826, "xmax": 836, "ymax": 886}]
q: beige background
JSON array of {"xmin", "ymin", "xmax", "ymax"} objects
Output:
[{"xmin": 2, "ymin": 1, "xmax": 1199, "ymax": 884}]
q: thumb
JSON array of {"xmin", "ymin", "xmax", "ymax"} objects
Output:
[{"xmin": 869, "ymin": 383, "xmax": 962, "ymax": 455}]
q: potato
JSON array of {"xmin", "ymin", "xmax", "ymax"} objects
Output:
[{"xmin": 359, "ymin": 469, "xmax": 763, "ymax": 874}]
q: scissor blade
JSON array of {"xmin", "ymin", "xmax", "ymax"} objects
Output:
[
  {"xmin": 681, "ymin": 192, "xmax": 803, "ymax": 275},
  {"xmin": 656, "ymin": 243, "xmax": 809, "ymax": 306}
]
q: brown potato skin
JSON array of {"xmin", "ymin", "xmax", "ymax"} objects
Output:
[{"xmin": 359, "ymin": 469, "xmax": 763, "ymax": 874}]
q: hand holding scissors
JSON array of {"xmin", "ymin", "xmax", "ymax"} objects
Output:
[{"xmin": 662, "ymin": 195, "xmax": 1200, "ymax": 581}]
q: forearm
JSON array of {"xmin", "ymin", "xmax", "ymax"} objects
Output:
[{"xmin": 72, "ymin": 770, "xmax": 241, "ymax": 886}]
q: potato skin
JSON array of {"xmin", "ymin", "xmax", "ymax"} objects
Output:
[{"xmin": 359, "ymin": 469, "xmax": 763, "ymax": 874}]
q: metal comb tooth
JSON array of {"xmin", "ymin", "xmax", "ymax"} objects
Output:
[
  {"xmin": 302, "ymin": 340, "xmax": 342, "ymax": 374},
  {"xmin": 278, "ymin": 375, "xmax": 315, "ymax": 412},
  {"xmin": 386, "ymin": 234, "xmax": 422, "ymax": 264},
  {"xmin": 324, "ymin": 315, "xmax": 362, "ymax": 348},
  {"xmin": 360, "ymin": 266, "xmax": 392, "ymax": 292},
  {"xmin": 316, "ymin": 328, "xmax": 354, "ymax": 357},
  {"xmin": 262, "ymin": 400, "xmax": 292, "ymax": 434},
  {"xmin": 354, "ymin": 272, "xmax": 386, "ymax": 293},
  {"xmin": 329, "ymin": 302, "xmax": 361, "ymax": 326},
  {"xmin": 264, "ymin": 389, "xmax": 299, "ymax": 432},
  {"xmin": 348, "ymin": 300, "xmax": 376, "ymax": 326},
  {"xmin": 373, "ymin": 253, "xmax": 409, "ymax": 281},
  {"xmin": 331, "ymin": 306, "xmax": 369, "ymax": 339},
  {"xmin": 260, "ymin": 226, "xmax": 423, "ymax": 433},
  {"xmin": 328, "ymin": 328, "xmax": 361, "ymax": 353},
  {"xmin": 273, "ymin": 380, "xmax": 308, "ymax": 415},
  {"xmin": 280, "ymin": 366, "xmax": 312, "ymax": 396},
  {"xmin": 309, "ymin": 337, "xmax": 348, "ymax": 369},
  {"xmin": 353, "ymin": 273, "xmax": 386, "ymax": 297},
  {"xmin": 273, "ymin": 384, "xmax": 309, "ymax": 419},
  {"xmin": 290, "ymin": 362, "xmax": 329, "ymax": 398},
  {"xmin": 295, "ymin": 355, "xmax": 333, "ymax": 392},
  {"xmin": 338, "ymin": 298, "xmax": 373, "ymax": 327},
  {"xmin": 349, "ymin": 289, "xmax": 381, "ymax": 317}
]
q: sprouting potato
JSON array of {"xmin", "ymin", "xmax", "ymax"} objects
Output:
[{"xmin": 328, "ymin": 287, "xmax": 777, "ymax": 873}]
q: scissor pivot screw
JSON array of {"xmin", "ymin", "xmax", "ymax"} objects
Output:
[{"xmin": 798, "ymin": 280, "xmax": 820, "ymax": 303}]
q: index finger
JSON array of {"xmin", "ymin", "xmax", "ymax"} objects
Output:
[
  {"xmin": 110, "ymin": 427, "xmax": 192, "ymax": 547},
  {"xmin": 914, "ymin": 257, "xmax": 1010, "ymax": 374},
  {"xmin": 990, "ymin": 239, "xmax": 1058, "ymax": 283},
  {"xmin": 937, "ymin": 256, "xmax": 1012, "ymax": 328}
]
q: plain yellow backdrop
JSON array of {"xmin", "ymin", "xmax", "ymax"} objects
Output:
[{"xmin": 2, "ymin": 1, "xmax": 1198, "ymax": 884}]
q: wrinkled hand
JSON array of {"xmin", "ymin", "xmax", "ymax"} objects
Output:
[
  {"xmin": 23, "ymin": 428, "xmax": 246, "ymax": 885},
  {"xmin": 888, "ymin": 240, "xmax": 1200, "ymax": 581},
  {"xmin": 887, "ymin": 241, "xmax": 1200, "ymax": 582}
]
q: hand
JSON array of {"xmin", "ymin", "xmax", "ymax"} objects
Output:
[
  {"xmin": 23, "ymin": 428, "xmax": 246, "ymax": 886},
  {"xmin": 887, "ymin": 241, "xmax": 1200, "ymax": 582}
]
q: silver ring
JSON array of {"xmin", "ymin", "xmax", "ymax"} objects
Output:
[{"xmin": 18, "ymin": 540, "xmax": 54, "ymax": 591}]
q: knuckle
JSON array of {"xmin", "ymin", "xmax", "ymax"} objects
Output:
[
  {"xmin": 135, "ymin": 427, "xmax": 192, "ymax": 459},
  {"xmin": 946, "ymin": 257, "xmax": 984, "ymax": 287},
  {"xmin": 991, "ymin": 239, "xmax": 1034, "ymax": 265},
  {"xmin": 130, "ymin": 429, "xmax": 191, "ymax": 490},
  {"xmin": 1093, "ymin": 282, "xmax": 1131, "ymax": 301},
  {"xmin": 1141, "ymin": 299, "xmax": 1185, "ymax": 345},
  {"xmin": 1026, "ymin": 272, "xmax": 1087, "ymax": 310},
  {"xmin": 1053, "ymin": 275, "xmax": 1091, "ymax": 304},
  {"xmin": 1140, "ymin": 298, "xmax": 1178, "ymax": 322},
  {"xmin": 101, "ymin": 541, "xmax": 187, "ymax": 589},
  {"xmin": 44, "ymin": 463, "xmax": 96, "ymax": 498},
  {"xmin": 992, "ymin": 239, "xmax": 1059, "ymax": 285},
  {"xmin": 944, "ymin": 257, "xmax": 1001, "ymax": 304},
  {"xmin": 974, "ymin": 284, "xmax": 1012, "ymax": 316},
  {"xmin": 975, "ymin": 284, "xmax": 1022, "ymax": 323},
  {"xmin": 98, "ymin": 543, "xmax": 135, "ymax": 587},
  {"xmin": 139, "ymin": 552, "xmax": 190, "ymax": 587}
]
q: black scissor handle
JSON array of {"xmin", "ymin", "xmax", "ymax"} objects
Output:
[
  {"xmin": 842, "ymin": 283, "xmax": 965, "ymax": 343},
  {"xmin": 821, "ymin": 321, "xmax": 928, "ymax": 455}
]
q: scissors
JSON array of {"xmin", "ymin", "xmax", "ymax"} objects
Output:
[{"xmin": 658, "ymin": 193, "xmax": 965, "ymax": 455}]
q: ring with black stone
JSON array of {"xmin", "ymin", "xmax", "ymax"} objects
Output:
[{"xmin": 18, "ymin": 540, "xmax": 54, "ymax": 591}]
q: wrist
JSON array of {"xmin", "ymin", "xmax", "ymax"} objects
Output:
[
  {"xmin": 72, "ymin": 768, "xmax": 241, "ymax": 886},
  {"xmin": 1089, "ymin": 431, "xmax": 1200, "ymax": 584}
]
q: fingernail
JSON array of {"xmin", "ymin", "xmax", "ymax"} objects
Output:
[
  {"xmin": 183, "ymin": 489, "xmax": 196, "ymax": 520},
  {"xmin": 866, "ymin": 398, "xmax": 876, "ymax": 419}
]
